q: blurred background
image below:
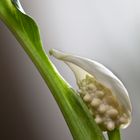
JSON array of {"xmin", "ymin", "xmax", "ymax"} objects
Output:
[{"xmin": 0, "ymin": 0, "xmax": 140, "ymax": 140}]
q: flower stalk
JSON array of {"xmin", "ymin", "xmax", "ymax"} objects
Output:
[
  {"xmin": 107, "ymin": 129, "xmax": 121, "ymax": 140},
  {"xmin": 0, "ymin": 0, "xmax": 105, "ymax": 140}
]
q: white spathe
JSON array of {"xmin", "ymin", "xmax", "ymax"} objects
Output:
[{"xmin": 49, "ymin": 49, "xmax": 132, "ymax": 129}]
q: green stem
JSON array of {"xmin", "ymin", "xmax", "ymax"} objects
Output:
[
  {"xmin": 0, "ymin": 1, "xmax": 105, "ymax": 140},
  {"xmin": 107, "ymin": 129, "xmax": 121, "ymax": 140}
]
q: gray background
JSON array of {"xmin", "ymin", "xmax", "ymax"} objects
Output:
[{"xmin": 0, "ymin": 0, "xmax": 140, "ymax": 139}]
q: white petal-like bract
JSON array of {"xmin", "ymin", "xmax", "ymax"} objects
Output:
[{"xmin": 50, "ymin": 49, "xmax": 132, "ymax": 131}]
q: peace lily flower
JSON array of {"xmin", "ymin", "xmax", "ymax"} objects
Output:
[
  {"xmin": 49, "ymin": 49, "xmax": 132, "ymax": 131},
  {"xmin": 0, "ymin": 0, "xmax": 132, "ymax": 139}
]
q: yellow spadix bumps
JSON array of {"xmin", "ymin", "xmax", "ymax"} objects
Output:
[
  {"xmin": 78, "ymin": 75, "xmax": 129, "ymax": 131},
  {"xmin": 49, "ymin": 49, "xmax": 132, "ymax": 131}
]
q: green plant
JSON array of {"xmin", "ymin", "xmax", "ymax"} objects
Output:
[{"xmin": 0, "ymin": 1, "xmax": 132, "ymax": 140}]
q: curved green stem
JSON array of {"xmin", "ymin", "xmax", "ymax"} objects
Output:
[
  {"xmin": 107, "ymin": 129, "xmax": 121, "ymax": 140},
  {"xmin": 0, "ymin": 1, "xmax": 105, "ymax": 140}
]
